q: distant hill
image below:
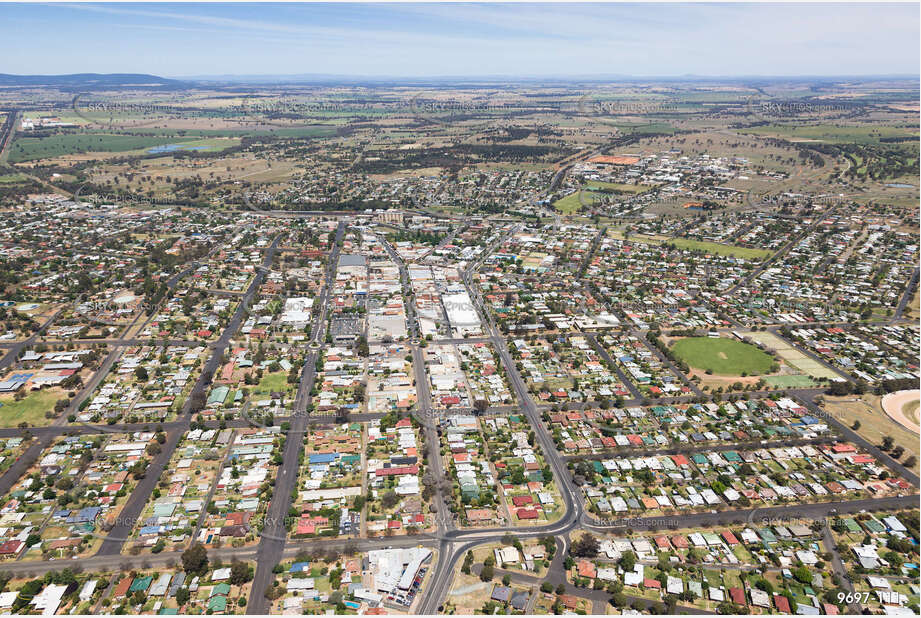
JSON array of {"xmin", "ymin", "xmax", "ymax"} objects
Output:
[{"xmin": 0, "ymin": 73, "xmax": 189, "ymax": 89}]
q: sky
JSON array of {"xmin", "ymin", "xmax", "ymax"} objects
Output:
[{"xmin": 1, "ymin": 2, "xmax": 918, "ymax": 78}]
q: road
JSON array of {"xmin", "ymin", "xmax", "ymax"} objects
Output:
[
  {"xmin": 0, "ymin": 108, "xmax": 18, "ymax": 161},
  {"xmin": 247, "ymin": 221, "xmax": 345, "ymax": 614},
  {"xmin": 96, "ymin": 236, "xmax": 281, "ymax": 556},
  {"xmin": 0, "ymin": 307, "xmax": 66, "ymax": 371},
  {"xmin": 419, "ymin": 228, "xmax": 584, "ymax": 614}
]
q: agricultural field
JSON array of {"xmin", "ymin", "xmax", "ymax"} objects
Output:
[
  {"xmin": 8, "ymin": 133, "xmax": 238, "ymax": 163},
  {"xmin": 739, "ymin": 122, "xmax": 918, "ymax": 145}
]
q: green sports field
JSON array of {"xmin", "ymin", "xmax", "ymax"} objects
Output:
[
  {"xmin": 671, "ymin": 337, "xmax": 774, "ymax": 376},
  {"xmin": 552, "ymin": 190, "xmax": 596, "ymax": 214},
  {"xmin": 666, "ymin": 238, "xmax": 772, "ymax": 261}
]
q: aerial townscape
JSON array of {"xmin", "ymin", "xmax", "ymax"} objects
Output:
[{"xmin": 0, "ymin": 2, "xmax": 918, "ymax": 617}]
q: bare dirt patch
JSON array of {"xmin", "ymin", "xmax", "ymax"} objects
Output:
[{"xmin": 881, "ymin": 389, "xmax": 920, "ymax": 435}]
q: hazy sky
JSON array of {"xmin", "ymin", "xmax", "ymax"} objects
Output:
[{"xmin": 2, "ymin": 2, "xmax": 918, "ymax": 77}]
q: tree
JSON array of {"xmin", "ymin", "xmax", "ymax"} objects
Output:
[
  {"xmin": 181, "ymin": 543, "xmax": 209, "ymax": 575},
  {"xmin": 571, "ymin": 533, "xmax": 599, "ymax": 558},
  {"xmin": 479, "ymin": 564, "xmax": 494, "ymax": 582},
  {"xmin": 381, "ymin": 491, "xmax": 400, "ymax": 509},
  {"xmin": 230, "ymin": 560, "xmax": 251, "ymax": 585},
  {"xmin": 462, "ymin": 551, "xmax": 474, "ymax": 575},
  {"xmin": 883, "ymin": 551, "xmax": 904, "ymax": 570},
  {"xmin": 881, "ymin": 436, "xmax": 894, "ymax": 451},
  {"xmin": 134, "ymin": 366, "xmax": 149, "ymax": 381},
  {"xmin": 827, "ymin": 381, "xmax": 852, "ymax": 396},
  {"xmin": 175, "ymin": 588, "xmax": 190, "ymax": 606}
]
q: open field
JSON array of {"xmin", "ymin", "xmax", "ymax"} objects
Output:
[
  {"xmin": 905, "ymin": 400, "xmax": 920, "ymax": 425},
  {"xmin": 584, "ymin": 180, "xmax": 648, "ymax": 194},
  {"xmin": 763, "ymin": 374, "xmax": 816, "ymax": 388},
  {"xmin": 664, "ymin": 238, "xmax": 773, "ymax": 260},
  {"xmin": 8, "ymin": 132, "xmax": 239, "ymax": 162},
  {"xmin": 739, "ymin": 122, "xmax": 919, "ymax": 145},
  {"xmin": 825, "ymin": 394, "xmax": 920, "ymax": 474},
  {"xmin": 552, "ymin": 191, "xmax": 592, "ymax": 214},
  {"xmin": 607, "ymin": 229, "xmax": 774, "ymax": 260},
  {"xmin": 745, "ymin": 331, "xmax": 842, "ymax": 380},
  {"xmin": 671, "ymin": 336, "xmax": 774, "ymax": 376},
  {"xmin": 0, "ymin": 172, "xmax": 29, "ymax": 184},
  {"xmin": 85, "ymin": 152, "xmax": 297, "ymax": 197},
  {"xmin": 0, "ymin": 389, "xmax": 58, "ymax": 427}
]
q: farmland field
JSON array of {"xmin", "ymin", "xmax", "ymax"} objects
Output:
[
  {"xmin": 739, "ymin": 122, "xmax": 918, "ymax": 145},
  {"xmin": 0, "ymin": 173, "xmax": 28, "ymax": 184},
  {"xmin": 671, "ymin": 337, "xmax": 774, "ymax": 376},
  {"xmin": 8, "ymin": 133, "xmax": 238, "ymax": 162}
]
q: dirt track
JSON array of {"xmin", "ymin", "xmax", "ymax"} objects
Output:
[{"xmin": 881, "ymin": 389, "xmax": 921, "ymax": 435}]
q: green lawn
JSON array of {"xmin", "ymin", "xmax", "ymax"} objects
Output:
[
  {"xmin": 585, "ymin": 181, "xmax": 648, "ymax": 194},
  {"xmin": 255, "ymin": 370, "xmax": 292, "ymax": 394},
  {"xmin": 552, "ymin": 192, "xmax": 582, "ymax": 214},
  {"xmin": 665, "ymin": 238, "xmax": 772, "ymax": 261},
  {"xmin": 552, "ymin": 191, "xmax": 596, "ymax": 214},
  {"xmin": 0, "ymin": 389, "xmax": 59, "ymax": 426},
  {"xmin": 671, "ymin": 337, "xmax": 774, "ymax": 376},
  {"xmin": 764, "ymin": 374, "xmax": 815, "ymax": 388},
  {"xmin": 0, "ymin": 173, "xmax": 28, "ymax": 184}
]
